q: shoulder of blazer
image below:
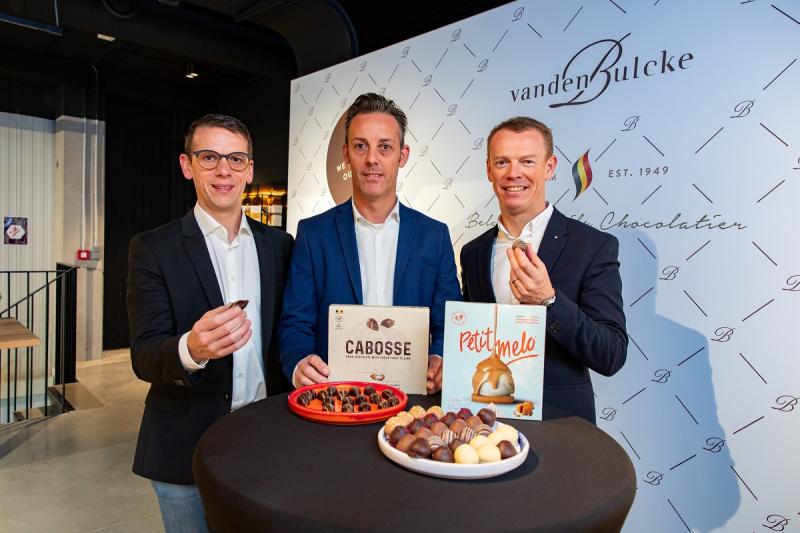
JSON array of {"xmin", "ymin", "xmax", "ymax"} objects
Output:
[
  {"xmin": 555, "ymin": 207, "xmax": 615, "ymax": 246},
  {"xmin": 398, "ymin": 202, "xmax": 447, "ymax": 234},
  {"xmin": 247, "ymin": 216, "xmax": 293, "ymax": 248},
  {"xmin": 296, "ymin": 199, "xmax": 351, "ymax": 232},
  {"xmin": 461, "ymin": 225, "xmax": 498, "ymax": 257},
  {"xmin": 130, "ymin": 214, "xmax": 186, "ymax": 250}
]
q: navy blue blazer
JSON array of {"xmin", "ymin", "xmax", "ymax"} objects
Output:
[
  {"xmin": 278, "ymin": 199, "xmax": 463, "ymax": 380},
  {"xmin": 459, "ymin": 208, "xmax": 627, "ymax": 423}
]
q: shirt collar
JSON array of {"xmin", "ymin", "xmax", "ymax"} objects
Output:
[
  {"xmin": 352, "ymin": 198, "xmax": 400, "ymax": 227},
  {"xmin": 496, "ymin": 202, "xmax": 553, "ymax": 241},
  {"xmin": 193, "ymin": 203, "xmax": 252, "ymax": 239}
]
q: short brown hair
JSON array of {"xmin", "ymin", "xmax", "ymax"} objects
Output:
[
  {"xmin": 344, "ymin": 93, "xmax": 408, "ymax": 146},
  {"xmin": 184, "ymin": 114, "xmax": 253, "ymax": 155},
  {"xmin": 487, "ymin": 116, "xmax": 553, "ymax": 159}
]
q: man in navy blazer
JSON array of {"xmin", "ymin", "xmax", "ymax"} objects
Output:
[
  {"xmin": 279, "ymin": 93, "xmax": 462, "ymax": 393},
  {"xmin": 459, "ymin": 117, "xmax": 627, "ymax": 423}
]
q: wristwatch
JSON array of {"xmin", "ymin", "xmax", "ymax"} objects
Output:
[{"xmin": 540, "ymin": 291, "xmax": 556, "ymax": 310}]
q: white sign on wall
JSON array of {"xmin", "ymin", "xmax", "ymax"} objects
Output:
[{"xmin": 288, "ymin": 1, "xmax": 800, "ymax": 531}]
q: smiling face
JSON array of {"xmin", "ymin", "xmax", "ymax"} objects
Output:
[
  {"xmin": 343, "ymin": 112, "xmax": 409, "ymax": 210},
  {"xmin": 486, "ymin": 127, "xmax": 557, "ymax": 222},
  {"xmin": 179, "ymin": 126, "xmax": 253, "ymax": 220}
]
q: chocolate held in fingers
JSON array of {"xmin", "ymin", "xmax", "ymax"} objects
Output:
[{"xmin": 228, "ymin": 299, "xmax": 249, "ymax": 310}]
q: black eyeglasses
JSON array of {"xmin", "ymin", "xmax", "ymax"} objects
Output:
[{"xmin": 191, "ymin": 150, "xmax": 252, "ymax": 171}]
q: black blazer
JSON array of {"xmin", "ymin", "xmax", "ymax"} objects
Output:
[
  {"xmin": 460, "ymin": 208, "xmax": 627, "ymax": 423},
  {"xmin": 127, "ymin": 211, "xmax": 293, "ymax": 484}
]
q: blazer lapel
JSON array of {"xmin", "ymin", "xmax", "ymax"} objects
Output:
[
  {"xmin": 181, "ymin": 211, "xmax": 224, "ymax": 309},
  {"xmin": 477, "ymin": 226, "xmax": 498, "ymax": 303},
  {"xmin": 335, "ymin": 200, "xmax": 363, "ymax": 304},
  {"xmin": 538, "ymin": 208, "xmax": 568, "ymax": 274},
  {"xmin": 393, "ymin": 203, "xmax": 416, "ymax": 302},
  {"xmin": 250, "ymin": 221, "xmax": 276, "ymax": 347}
]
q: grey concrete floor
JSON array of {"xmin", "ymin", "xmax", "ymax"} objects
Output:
[{"xmin": 0, "ymin": 350, "xmax": 164, "ymax": 532}]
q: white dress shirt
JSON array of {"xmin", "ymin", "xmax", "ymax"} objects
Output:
[
  {"xmin": 178, "ymin": 204, "xmax": 265, "ymax": 410},
  {"xmin": 353, "ymin": 200, "xmax": 400, "ymax": 306},
  {"xmin": 492, "ymin": 202, "xmax": 554, "ymax": 304}
]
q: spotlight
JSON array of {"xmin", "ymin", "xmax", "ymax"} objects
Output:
[
  {"xmin": 186, "ymin": 64, "xmax": 198, "ymax": 79},
  {"xmin": 97, "ymin": 33, "xmax": 116, "ymax": 42}
]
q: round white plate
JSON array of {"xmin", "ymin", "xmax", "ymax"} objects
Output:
[{"xmin": 377, "ymin": 427, "xmax": 529, "ymax": 480}]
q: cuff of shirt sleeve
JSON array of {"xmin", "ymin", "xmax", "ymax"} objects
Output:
[
  {"xmin": 291, "ymin": 364, "xmax": 301, "ymax": 389},
  {"xmin": 179, "ymin": 332, "xmax": 208, "ymax": 372}
]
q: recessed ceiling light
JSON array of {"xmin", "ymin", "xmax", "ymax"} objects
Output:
[{"xmin": 97, "ymin": 33, "xmax": 116, "ymax": 42}]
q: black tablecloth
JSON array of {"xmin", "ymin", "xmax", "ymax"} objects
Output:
[{"xmin": 194, "ymin": 394, "xmax": 635, "ymax": 533}]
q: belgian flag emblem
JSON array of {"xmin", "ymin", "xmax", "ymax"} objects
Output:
[{"xmin": 572, "ymin": 150, "xmax": 593, "ymax": 199}]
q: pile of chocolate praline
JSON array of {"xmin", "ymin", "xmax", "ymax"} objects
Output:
[
  {"xmin": 295, "ymin": 384, "xmax": 400, "ymax": 413},
  {"xmin": 383, "ymin": 405, "xmax": 519, "ymax": 464}
]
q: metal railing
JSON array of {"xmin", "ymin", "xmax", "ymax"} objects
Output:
[{"xmin": 1, "ymin": 266, "xmax": 78, "ymax": 423}]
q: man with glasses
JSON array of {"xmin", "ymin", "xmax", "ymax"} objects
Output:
[{"xmin": 127, "ymin": 114, "xmax": 293, "ymax": 532}]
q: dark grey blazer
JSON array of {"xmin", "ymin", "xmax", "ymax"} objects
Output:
[{"xmin": 127, "ymin": 210, "xmax": 293, "ymax": 483}]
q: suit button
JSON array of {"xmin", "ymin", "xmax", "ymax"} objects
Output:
[
  {"xmin": 223, "ymin": 393, "xmax": 230, "ymax": 401},
  {"xmin": 174, "ymin": 379, "xmax": 185, "ymax": 386}
]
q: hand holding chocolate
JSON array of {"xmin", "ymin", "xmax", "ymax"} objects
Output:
[{"xmin": 383, "ymin": 405, "xmax": 519, "ymax": 464}]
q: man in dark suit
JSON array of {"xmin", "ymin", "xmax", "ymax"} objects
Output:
[
  {"xmin": 279, "ymin": 93, "xmax": 462, "ymax": 393},
  {"xmin": 460, "ymin": 116, "xmax": 627, "ymax": 423},
  {"xmin": 127, "ymin": 114, "xmax": 292, "ymax": 532}
]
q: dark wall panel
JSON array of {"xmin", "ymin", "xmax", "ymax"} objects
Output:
[{"xmin": 102, "ymin": 92, "xmax": 199, "ymax": 349}]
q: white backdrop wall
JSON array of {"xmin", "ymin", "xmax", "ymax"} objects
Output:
[
  {"xmin": 0, "ymin": 112, "xmax": 55, "ymax": 276},
  {"xmin": 287, "ymin": 1, "xmax": 799, "ymax": 531}
]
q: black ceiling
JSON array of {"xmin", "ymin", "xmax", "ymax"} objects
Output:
[{"xmin": 0, "ymin": 0, "xmax": 511, "ymax": 92}]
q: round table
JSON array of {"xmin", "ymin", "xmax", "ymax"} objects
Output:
[{"xmin": 194, "ymin": 394, "xmax": 635, "ymax": 533}]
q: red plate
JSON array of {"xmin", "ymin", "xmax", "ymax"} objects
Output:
[{"xmin": 288, "ymin": 381, "xmax": 408, "ymax": 425}]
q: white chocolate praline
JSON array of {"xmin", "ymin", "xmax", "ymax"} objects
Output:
[
  {"xmin": 487, "ymin": 431, "xmax": 506, "ymax": 447},
  {"xmin": 478, "ymin": 443, "xmax": 502, "ymax": 463},
  {"xmin": 454, "ymin": 443, "xmax": 480, "ymax": 464},
  {"xmin": 469, "ymin": 435, "xmax": 490, "ymax": 450},
  {"xmin": 408, "ymin": 405, "xmax": 427, "ymax": 419},
  {"xmin": 383, "ymin": 416, "xmax": 401, "ymax": 435},
  {"xmin": 496, "ymin": 423, "xmax": 519, "ymax": 443},
  {"xmin": 395, "ymin": 411, "xmax": 413, "ymax": 426},
  {"xmin": 426, "ymin": 405, "xmax": 445, "ymax": 419}
]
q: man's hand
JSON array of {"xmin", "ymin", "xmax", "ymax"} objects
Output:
[
  {"xmin": 507, "ymin": 245, "xmax": 555, "ymax": 305},
  {"xmin": 293, "ymin": 354, "xmax": 330, "ymax": 387},
  {"xmin": 187, "ymin": 304, "xmax": 251, "ymax": 363},
  {"xmin": 426, "ymin": 355, "xmax": 443, "ymax": 394}
]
